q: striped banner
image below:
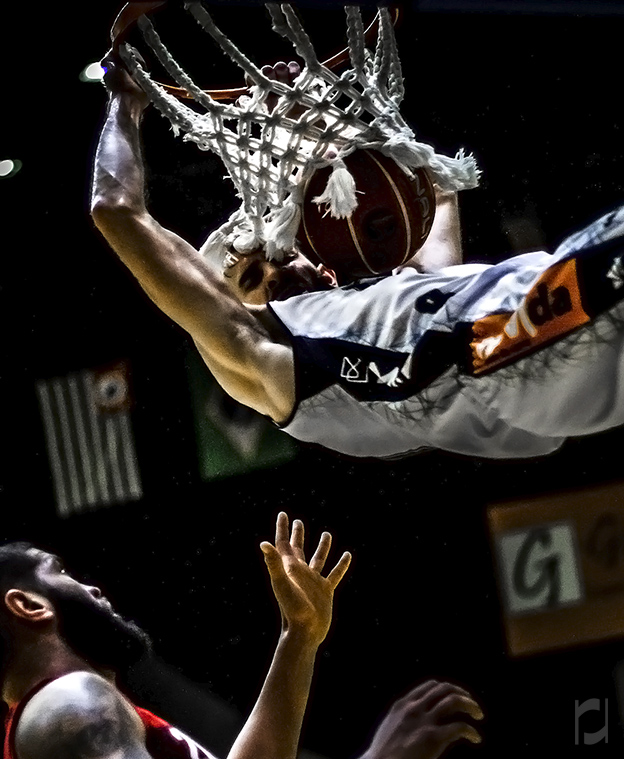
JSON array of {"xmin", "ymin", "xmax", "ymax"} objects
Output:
[{"xmin": 35, "ymin": 362, "xmax": 142, "ymax": 517}]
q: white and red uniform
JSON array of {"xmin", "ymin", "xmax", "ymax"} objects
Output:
[{"xmin": 269, "ymin": 206, "xmax": 624, "ymax": 459}]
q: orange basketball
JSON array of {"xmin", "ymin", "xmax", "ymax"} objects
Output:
[{"xmin": 297, "ymin": 149, "xmax": 436, "ymax": 282}]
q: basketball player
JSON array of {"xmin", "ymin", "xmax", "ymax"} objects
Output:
[
  {"xmin": 91, "ymin": 52, "xmax": 624, "ymax": 460},
  {"xmin": 0, "ymin": 516, "xmax": 484, "ymax": 759}
]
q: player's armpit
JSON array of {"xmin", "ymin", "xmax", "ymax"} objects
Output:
[
  {"xmin": 15, "ymin": 671, "xmax": 153, "ymax": 759},
  {"xmin": 194, "ymin": 336, "xmax": 295, "ymax": 423}
]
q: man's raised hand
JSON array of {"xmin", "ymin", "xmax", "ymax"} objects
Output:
[{"xmin": 260, "ymin": 512, "xmax": 351, "ymax": 646}]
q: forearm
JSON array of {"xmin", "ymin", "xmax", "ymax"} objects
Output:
[
  {"xmin": 89, "ymin": 69, "xmax": 292, "ymax": 418},
  {"xmin": 227, "ymin": 629, "xmax": 319, "ymax": 759},
  {"xmin": 405, "ymin": 190, "xmax": 463, "ymax": 272},
  {"xmin": 90, "ymin": 94, "xmax": 147, "ymax": 216},
  {"xmin": 89, "ymin": 94, "xmax": 266, "ymax": 373},
  {"xmin": 89, "ymin": 93, "xmax": 184, "ymax": 301},
  {"xmin": 90, "ymin": 91, "xmax": 199, "ymax": 300}
]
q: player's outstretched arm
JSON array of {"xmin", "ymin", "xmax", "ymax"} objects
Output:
[
  {"xmin": 227, "ymin": 512, "xmax": 351, "ymax": 759},
  {"xmin": 359, "ymin": 680, "xmax": 484, "ymax": 759},
  {"xmin": 15, "ymin": 671, "xmax": 154, "ymax": 759},
  {"xmin": 89, "ymin": 53, "xmax": 293, "ymax": 422}
]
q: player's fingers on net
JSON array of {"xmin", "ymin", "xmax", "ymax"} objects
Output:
[
  {"xmin": 287, "ymin": 61, "xmax": 301, "ymax": 80},
  {"xmin": 326, "ymin": 551, "xmax": 352, "ymax": 589},
  {"xmin": 431, "ymin": 693, "xmax": 484, "ymax": 723},
  {"xmin": 261, "ymin": 64, "xmax": 277, "ymax": 81},
  {"xmin": 290, "ymin": 519, "xmax": 306, "ymax": 560},
  {"xmin": 273, "ymin": 61, "xmax": 292, "ymax": 85}
]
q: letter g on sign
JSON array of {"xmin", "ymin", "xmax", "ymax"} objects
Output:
[
  {"xmin": 512, "ymin": 528, "xmax": 561, "ymax": 606},
  {"xmin": 495, "ymin": 522, "xmax": 584, "ymax": 615}
]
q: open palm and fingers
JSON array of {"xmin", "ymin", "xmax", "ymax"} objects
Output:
[{"xmin": 260, "ymin": 512, "xmax": 351, "ymax": 645}]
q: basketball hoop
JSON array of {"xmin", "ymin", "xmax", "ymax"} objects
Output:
[
  {"xmin": 109, "ymin": 1, "xmax": 480, "ymax": 273},
  {"xmin": 111, "ymin": 1, "xmax": 401, "ymax": 101}
]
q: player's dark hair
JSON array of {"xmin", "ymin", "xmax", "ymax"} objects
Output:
[
  {"xmin": 0, "ymin": 542, "xmax": 42, "ymax": 597},
  {"xmin": 0, "ymin": 542, "xmax": 45, "ymax": 675}
]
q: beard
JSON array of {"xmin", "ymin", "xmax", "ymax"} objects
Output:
[{"xmin": 46, "ymin": 585, "xmax": 153, "ymax": 672}]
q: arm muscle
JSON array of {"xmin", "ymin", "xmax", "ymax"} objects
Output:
[{"xmin": 90, "ymin": 92, "xmax": 293, "ymax": 420}]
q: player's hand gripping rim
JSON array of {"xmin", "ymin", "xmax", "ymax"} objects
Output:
[
  {"xmin": 260, "ymin": 512, "xmax": 351, "ymax": 646},
  {"xmin": 100, "ymin": 49, "xmax": 151, "ymax": 111}
]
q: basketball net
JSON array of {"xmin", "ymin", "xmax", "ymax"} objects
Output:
[{"xmin": 118, "ymin": 2, "xmax": 480, "ymax": 268}]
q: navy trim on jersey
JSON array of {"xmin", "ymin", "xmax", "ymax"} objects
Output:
[
  {"xmin": 280, "ymin": 332, "xmax": 463, "ymax": 412},
  {"xmin": 288, "ymin": 331, "xmax": 462, "ymax": 404},
  {"xmin": 269, "ymin": 298, "xmax": 464, "ymax": 418},
  {"xmin": 574, "ymin": 233, "xmax": 624, "ymax": 317}
]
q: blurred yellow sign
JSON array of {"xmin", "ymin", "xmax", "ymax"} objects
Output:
[{"xmin": 487, "ymin": 481, "xmax": 624, "ymax": 656}]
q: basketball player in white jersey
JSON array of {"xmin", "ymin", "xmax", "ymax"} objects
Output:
[{"xmin": 91, "ymin": 52, "xmax": 624, "ymax": 460}]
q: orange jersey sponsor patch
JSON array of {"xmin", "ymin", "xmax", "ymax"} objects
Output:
[{"xmin": 470, "ymin": 258, "xmax": 591, "ymax": 375}]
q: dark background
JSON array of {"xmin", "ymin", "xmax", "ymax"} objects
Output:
[{"xmin": 3, "ymin": 1, "xmax": 624, "ymax": 757}]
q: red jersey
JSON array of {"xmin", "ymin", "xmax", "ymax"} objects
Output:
[{"xmin": 3, "ymin": 679, "xmax": 218, "ymax": 759}]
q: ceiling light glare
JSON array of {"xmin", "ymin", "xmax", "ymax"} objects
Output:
[
  {"xmin": 80, "ymin": 62, "xmax": 105, "ymax": 83},
  {"xmin": 0, "ymin": 159, "xmax": 22, "ymax": 178}
]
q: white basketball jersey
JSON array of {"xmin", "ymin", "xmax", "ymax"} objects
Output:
[{"xmin": 268, "ymin": 206, "xmax": 624, "ymax": 458}]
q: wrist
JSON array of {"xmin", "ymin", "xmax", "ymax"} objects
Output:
[
  {"xmin": 279, "ymin": 625, "xmax": 322, "ymax": 653},
  {"xmin": 108, "ymin": 91, "xmax": 148, "ymax": 122}
]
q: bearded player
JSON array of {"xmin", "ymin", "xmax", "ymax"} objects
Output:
[{"xmin": 0, "ymin": 515, "xmax": 483, "ymax": 759}]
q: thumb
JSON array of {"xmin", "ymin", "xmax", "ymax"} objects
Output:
[{"xmin": 260, "ymin": 542, "xmax": 284, "ymax": 576}]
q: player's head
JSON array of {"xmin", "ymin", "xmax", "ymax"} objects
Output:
[
  {"xmin": 221, "ymin": 248, "xmax": 338, "ymax": 305},
  {"xmin": 0, "ymin": 542, "xmax": 151, "ymax": 674}
]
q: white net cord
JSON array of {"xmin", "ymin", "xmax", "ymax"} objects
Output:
[{"xmin": 118, "ymin": 2, "xmax": 481, "ymax": 267}]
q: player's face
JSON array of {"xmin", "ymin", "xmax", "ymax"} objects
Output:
[
  {"xmin": 31, "ymin": 549, "xmax": 152, "ymax": 670},
  {"xmin": 223, "ymin": 249, "xmax": 337, "ymax": 305}
]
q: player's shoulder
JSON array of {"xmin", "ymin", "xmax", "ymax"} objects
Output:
[
  {"xmin": 15, "ymin": 672, "xmax": 145, "ymax": 759},
  {"xmin": 19, "ymin": 670, "xmax": 119, "ymax": 715}
]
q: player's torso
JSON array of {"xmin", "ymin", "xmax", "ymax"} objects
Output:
[
  {"xmin": 269, "ymin": 255, "xmax": 552, "ymax": 348},
  {"xmin": 267, "ymin": 253, "xmax": 568, "ymax": 459}
]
